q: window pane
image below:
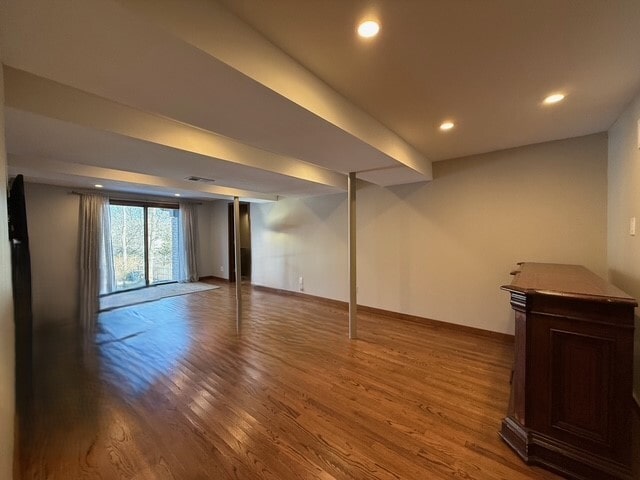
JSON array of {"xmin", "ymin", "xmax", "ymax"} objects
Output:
[
  {"xmin": 148, "ymin": 207, "xmax": 179, "ymax": 284},
  {"xmin": 110, "ymin": 205, "xmax": 146, "ymax": 291}
]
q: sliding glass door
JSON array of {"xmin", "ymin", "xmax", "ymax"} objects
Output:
[
  {"xmin": 110, "ymin": 205, "xmax": 146, "ymax": 290},
  {"xmin": 147, "ymin": 207, "xmax": 179, "ymax": 285},
  {"xmin": 110, "ymin": 203, "xmax": 179, "ymax": 291}
]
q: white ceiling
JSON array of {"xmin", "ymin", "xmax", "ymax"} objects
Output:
[
  {"xmin": 2, "ymin": 0, "xmax": 640, "ymax": 200},
  {"xmin": 219, "ymin": 0, "xmax": 640, "ymax": 161}
]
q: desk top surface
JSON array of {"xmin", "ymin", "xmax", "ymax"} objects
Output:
[{"xmin": 502, "ymin": 262, "xmax": 637, "ymax": 305}]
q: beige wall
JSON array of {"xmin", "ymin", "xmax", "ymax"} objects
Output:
[
  {"xmin": 0, "ymin": 62, "xmax": 15, "ymax": 480},
  {"xmin": 252, "ymin": 193, "xmax": 347, "ymax": 297},
  {"xmin": 24, "ymin": 183, "xmax": 80, "ymax": 327},
  {"xmin": 196, "ymin": 203, "xmax": 214, "ymax": 278},
  {"xmin": 252, "ymin": 134, "xmax": 608, "ymax": 335},
  {"xmin": 23, "ymin": 184, "xmax": 217, "ymax": 326},
  {"xmin": 197, "ymin": 200, "xmax": 230, "ymax": 279},
  {"xmin": 607, "ymin": 89, "xmax": 640, "ymax": 401},
  {"xmin": 212, "ymin": 201, "xmax": 230, "ymax": 278}
]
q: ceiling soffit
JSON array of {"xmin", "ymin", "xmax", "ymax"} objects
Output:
[{"xmin": 1, "ymin": 0, "xmax": 433, "ymax": 198}]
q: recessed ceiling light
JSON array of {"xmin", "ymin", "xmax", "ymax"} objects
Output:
[
  {"xmin": 174, "ymin": 193, "xmax": 181, "ymax": 197},
  {"xmin": 357, "ymin": 20, "xmax": 380, "ymax": 38},
  {"xmin": 94, "ymin": 184, "xmax": 103, "ymax": 188},
  {"xmin": 439, "ymin": 121, "xmax": 455, "ymax": 131},
  {"xmin": 543, "ymin": 93, "xmax": 565, "ymax": 105}
]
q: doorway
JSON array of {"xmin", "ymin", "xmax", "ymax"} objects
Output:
[{"xmin": 228, "ymin": 202, "xmax": 251, "ymax": 282}]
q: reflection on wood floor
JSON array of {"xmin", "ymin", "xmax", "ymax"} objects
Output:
[{"xmin": 18, "ymin": 281, "xmax": 637, "ymax": 479}]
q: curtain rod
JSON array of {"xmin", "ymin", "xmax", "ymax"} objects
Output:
[{"xmin": 69, "ymin": 190, "xmax": 203, "ymax": 205}]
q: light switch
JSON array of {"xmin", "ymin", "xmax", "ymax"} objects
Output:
[{"xmin": 630, "ymin": 217, "xmax": 636, "ymax": 236}]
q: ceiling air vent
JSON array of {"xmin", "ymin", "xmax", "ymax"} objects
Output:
[{"xmin": 185, "ymin": 176, "xmax": 216, "ymax": 184}]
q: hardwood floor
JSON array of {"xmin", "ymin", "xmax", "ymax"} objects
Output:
[{"xmin": 18, "ymin": 282, "xmax": 637, "ymax": 479}]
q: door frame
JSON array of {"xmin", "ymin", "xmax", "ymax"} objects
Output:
[{"xmin": 228, "ymin": 202, "xmax": 251, "ymax": 282}]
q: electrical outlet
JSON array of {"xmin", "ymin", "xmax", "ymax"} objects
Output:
[
  {"xmin": 630, "ymin": 217, "xmax": 636, "ymax": 236},
  {"xmin": 219, "ymin": 265, "xmax": 224, "ymax": 272},
  {"xmin": 298, "ymin": 276, "xmax": 304, "ymax": 291}
]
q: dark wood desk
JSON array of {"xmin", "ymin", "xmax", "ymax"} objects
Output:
[{"xmin": 500, "ymin": 263, "xmax": 637, "ymax": 480}]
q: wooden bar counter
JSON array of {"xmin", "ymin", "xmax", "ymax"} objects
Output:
[{"xmin": 500, "ymin": 263, "xmax": 637, "ymax": 480}]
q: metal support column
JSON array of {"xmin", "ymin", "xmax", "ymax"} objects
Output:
[
  {"xmin": 348, "ymin": 172, "xmax": 357, "ymax": 339},
  {"xmin": 233, "ymin": 196, "xmax": 242, "ymax": 330}
]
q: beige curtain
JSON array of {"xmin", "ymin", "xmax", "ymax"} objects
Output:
[
  {"xmin": 78, "ymin": 194, "xmax": 110, "ymax": 339},
  {"xmin": 178, "ymin": 203, "xmax": 198, "ymax": 283},
  {"xmin": 99, "ymin": 203, "xmax": 115, "ymax": 295}
]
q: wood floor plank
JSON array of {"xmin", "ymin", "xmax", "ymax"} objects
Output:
[{"xmin": 19, "ymin": 281, "xmax": 637, "ymax": 479}]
